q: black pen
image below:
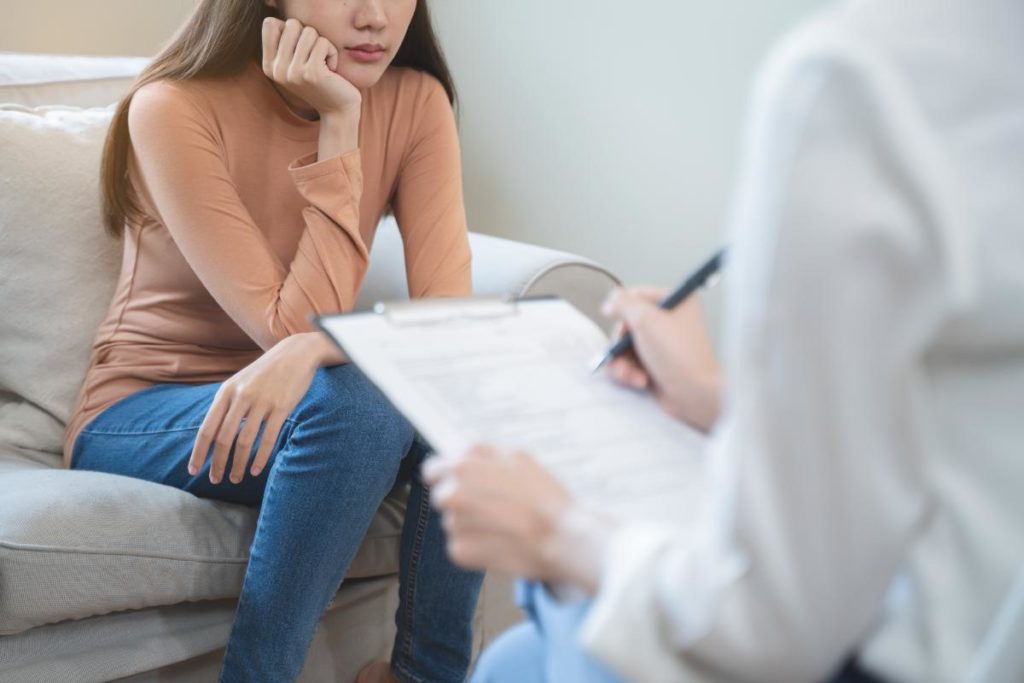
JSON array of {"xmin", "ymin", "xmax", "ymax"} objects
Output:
[{"xmin": 591, "ymin": 247, "xmax": 727, "ymax": 373}]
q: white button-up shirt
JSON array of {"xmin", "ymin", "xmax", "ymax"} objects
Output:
[{"xmin": 579, "ymin": 1, "xmax": 1024, "ymax": 681}]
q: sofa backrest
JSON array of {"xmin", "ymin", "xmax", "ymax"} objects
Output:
[
  {"xmin": 0, "ymin": 53, "xmax": 150, "ymax": 466},
  {"xmin": 0, "ymin": 52, "xmax": 149, "ymax": 108}
]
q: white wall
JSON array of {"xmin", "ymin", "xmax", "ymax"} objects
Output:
[{"xmin": 430, "ymin": 1, "xmax": 820, "ymax": 304}]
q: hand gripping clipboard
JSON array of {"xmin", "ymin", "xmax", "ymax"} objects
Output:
[{"xmin": 313, "ymin": 296, "xmax": 708, "ymax": 523}]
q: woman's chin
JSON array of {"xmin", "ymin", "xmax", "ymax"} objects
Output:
[{"xmin": 336, "ymin": 62, "xmax": 388, "ymax": 90}]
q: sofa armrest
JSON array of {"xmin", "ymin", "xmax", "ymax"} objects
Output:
[{"xmin": 356, "ymin": 217, "xmax": 622, "ymax": 333}]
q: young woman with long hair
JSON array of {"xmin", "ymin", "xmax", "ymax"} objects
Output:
[{"xmin": 63, "ymin": 1, "xmax": 480, "ymax": 681}]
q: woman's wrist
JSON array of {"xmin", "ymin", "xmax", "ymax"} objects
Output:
[
  {"xmin": 317, "ymin": 109, "xmax": 360, "ymax": 161},
  {"xmin": 287, "ymin": 331, "xmax": 347, "ymax": 368}
]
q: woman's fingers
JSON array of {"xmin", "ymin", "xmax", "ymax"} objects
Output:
[
  {"xmin": 309, "ymin": 36, "xmax": 337, "ymax": 75},
  {"xmin": 290, "ymin": 25, "xmax": 320, "ymax": 78},
  {"xmin": 263, "ymin": 19, "xmax": 339, "ymax": 85},
  {"xmin": 261, "ymin": 18, "xmax": 283, "ymax": 75},
  {"xmin": 209, "ymin": 399, "xmax": 247, "ymax": 484},
  {"xmin": 228, "ymin": 411, "xmax": 265, "ymax": 484},
  {"xmin": 189, "ymin": 391, "xmax": 230, "ymax": 475},
  {"xmin": 308, "ymin": 36, "xmax": 330, "ymax": 76},
  {"xmin": 250, "ymin": 411, "xmax": 287, "ymax": 477},
  {"xmin": 322, "ymin": 37, "xmax": 339, "ymax": 72},
  {"xmin": 272, "ymin": 18, "xmax": 303, "ymax": 78}
]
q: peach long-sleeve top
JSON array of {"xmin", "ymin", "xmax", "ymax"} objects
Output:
[{"xmin": 62, "ymin": 60, "xmax": 471, "ymax": 467}]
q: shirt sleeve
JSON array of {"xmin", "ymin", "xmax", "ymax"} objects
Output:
[
  {"xmin": 578, "ymin": 30, "xmax": 959, "ymax": 683},
  {"xmin": 127, "ymin": 81, "xmax": 369, "ymax": 351},
  {"xmin": 391, "ymin": 73, "xmax": 473, "ymax": 298}
]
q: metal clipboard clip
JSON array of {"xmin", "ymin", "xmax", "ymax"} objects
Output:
[{"xmin": 372, "ymin": 296, "xmax": 522, "ymax": 327}]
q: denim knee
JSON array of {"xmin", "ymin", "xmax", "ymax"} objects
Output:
[{"xmin": 285, "ymin": 364, "xmax": 415, "ymax": 472}]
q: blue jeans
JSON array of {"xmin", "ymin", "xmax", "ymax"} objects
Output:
[
  {"xmin": 470, "ymin": 581, "xmax": 621, "ymax": 683},
  {"xmin": 70, "ymin": 363, "xmax": 483, "ymax": 683}
]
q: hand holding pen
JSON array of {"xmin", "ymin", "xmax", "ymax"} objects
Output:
[{"xmin": 596, "ymin": 248, "xmax": 726, "ymax": 432}]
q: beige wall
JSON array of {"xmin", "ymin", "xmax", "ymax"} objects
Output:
[
  {"xmin": 0, "ymin": 0, "xmax": 195, "ymax": 56},
  {"xmin": 1, "ymin": 0, "xmax": 819, "ymax": 320}
]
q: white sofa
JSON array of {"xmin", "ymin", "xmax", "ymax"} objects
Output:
[{"xmin": 0, "ymin": 53, "xmax": 621, "ymax": 682}]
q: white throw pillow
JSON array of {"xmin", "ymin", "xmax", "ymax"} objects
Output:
[{"xmin": 0, "ymin": 104, "xmax": 122, "ymax": 461}]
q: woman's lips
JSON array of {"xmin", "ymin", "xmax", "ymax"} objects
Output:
[{"xmin": 346, "ymin": 46, "xmax": 386, "ymax": 64}]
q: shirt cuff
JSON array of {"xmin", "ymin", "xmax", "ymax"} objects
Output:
[
  {"xmin": 578, "ymin": 523, "xmax": 686, "ymax": 681},
  {"xmin": 288, "ymin": 148, "xmax": 362, "ymax": 184}
]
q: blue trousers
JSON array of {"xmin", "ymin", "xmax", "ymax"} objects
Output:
[
  {"xmin": 70, "ymin": 363, "xmax": 483, "ymax": 683},
  {"xmin": 471, "ymin": 582, "xmax": 889, "ymax": 683},
  {"xmin": 471, "ymin": 581, "xmax": 621, "ymax": 683}
]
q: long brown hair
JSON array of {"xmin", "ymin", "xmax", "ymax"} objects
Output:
[{"xmin": 100, "ymin": 0, "xmax": 456, "ymax": 238}]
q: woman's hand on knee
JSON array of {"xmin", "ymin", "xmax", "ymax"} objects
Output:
[{"xmin": 188, "ymin": 334, "xmax": 324, "ymax": 484}]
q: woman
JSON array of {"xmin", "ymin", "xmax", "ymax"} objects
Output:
[
  {"xmin": 63, "ymin": 1, "xmax": 479, "ymax": 681},
  {"xmin": 426, "ymin": 0, "xmax": 1024, "ymax": 681}
]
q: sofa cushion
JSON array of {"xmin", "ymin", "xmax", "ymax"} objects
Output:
[
  {"xmin": 0, "ymin": 446, "xmax": 407, "ymax": 636},
  {"xmin": 0, "ymin": 103, "xmax": 406, "ymax": 636},
  {"xmin": 0, "ymin": 576, "xmax": 402, "ymax": 683}
]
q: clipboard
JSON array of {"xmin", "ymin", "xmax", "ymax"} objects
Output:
[
  {"xmin": 314, "ymin": 296, "xmax": 708, "ymax": 523},
  {"xmin": 373, "ymin": 296, "xmax": 524, "ymax": 325}
]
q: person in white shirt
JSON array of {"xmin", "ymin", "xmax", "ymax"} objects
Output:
[{"xmin": 422, "ymin": 0, "xmax": 1024, "ymax": 681}]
